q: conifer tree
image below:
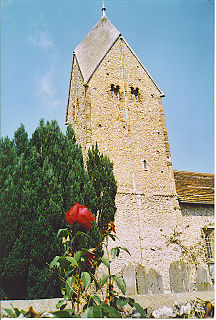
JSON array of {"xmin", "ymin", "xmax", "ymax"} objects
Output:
[
  {"xmin": 86, "ymin": 143, "xmax": 117, "ymax": 237},
  {"xmin": 0, "ymin": 137, "xmax": 19, "ymax": 298},
  {"xmin": 14, "ymin": 123, "xmax": 28, "ymax": 156},
  {"xmin": 0, "ymin": 121, "xmax": 101, "ymax": 299}
]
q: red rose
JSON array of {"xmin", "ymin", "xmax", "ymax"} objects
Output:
[{"xmin": 65, "ymin": 202, "xmax": 95, "ymax": 231}]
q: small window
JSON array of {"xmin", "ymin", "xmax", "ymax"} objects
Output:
[
  {"xmin": 203, "ymin": 228, "xmax": 214, "ymax": 260},
  {"xmin": 205, "ymin": 234, "xmax": 213, "ymax": 259},
  {"xmin": 131, "ymin": 87, "xmax": 139, "ymax": 102},
  {"xmin": 111, "ymin": 85, "xmax": 119, "ymax": 101},
  {"xmin": 143, "ymin": 160, "xmax": 147, "ymax": 170}
]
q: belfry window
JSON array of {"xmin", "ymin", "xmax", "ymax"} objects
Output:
[
  {"xmin": 111, "ymin": 84, "xmax": 119, "ymax": 101},
  {"xmin": 131, "ymin": 87, "xmax": 139, "ymax": 102}
]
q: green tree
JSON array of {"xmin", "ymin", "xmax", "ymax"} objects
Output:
[
  {"xmin": 14, "ymin": 123, "xmax": 28, "ymax": 156},
  {"xmin": 0, "ymin": 120, "xmax": 101, "ymax": 299},
  {"xmin": 86, "ymin": 143, "xmax": 117, "ymax": 238},
  {"xmin": 0, "ymin": 136, "xmax": 19, "ymax": 298}
]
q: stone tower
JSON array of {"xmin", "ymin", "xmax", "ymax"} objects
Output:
[{"xmin": 65, "ymin": 9, "xmax": 184, "ymax": 292}]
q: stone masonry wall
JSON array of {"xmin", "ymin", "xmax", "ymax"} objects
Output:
[
  {"xmin": 180, "ymin": 203, "xmax": 214, "ymax": 217},
  {"xmin": 85, "ymin": 38, "xmax": 177, "ymax": 196},
  {"xmin": 112, "ymin": 193, "xmax": 183, "ymax": 291},
  {"xmin": 66, "ymin": 37, "xmax": 214, "ymax": 292},
  {"xmin": 66, "ymin": 55, "xmax": 86, "ymax": 148}
]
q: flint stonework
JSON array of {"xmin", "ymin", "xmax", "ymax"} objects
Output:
[{"xmin": 66, "ymin": 14, "xmax": 215, "ymax": 293}]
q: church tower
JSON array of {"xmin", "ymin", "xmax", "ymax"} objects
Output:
[{"xmin": 65, "ymin": 7, "xmax": 183, "ymax": 292}]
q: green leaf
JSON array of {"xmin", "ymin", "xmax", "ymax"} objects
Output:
[
  {"xmin": 10, "ymin": 304, "xmax": 21, "ymax": 317},
  {"xmin": 100, "ymin": 274, "xmax": 109, "ymax": 288},
  {"xmin": 128, "ymin": 300, "xmax": 147, "ymax": 318},
  {"xmin": 92, "ymin": 295, "xmax": 101, "ymax": 305},
  {"xmin": 83, "ymin": 307, "xmax": 94, "ymax": 318},
  {"xmin": 65, "ymin": 277, "xmax": 75, "ymax": 297},
  {"xmin": 93, "ymin": 305, "xmax": 103, "ymax": 318},
  {"xmin": 111, "ymin": 247, "xmax": 120, "ymax": 259},
  {"xmin": 133, "ymin": 302, "xmax": 147, "ymax": 318},
  {"xmin": 101, "ymin": 257, "xmax": 110, "ymax": 269},
  {"xmin": 109, "ymin": 233, "xmax": 120, "ymax": 241},
  {"xmin": 49, "ymin": 255, "xmax": 60, "ymax": 269},
  {"xmin": 112, "ymin": 275, "xmax": 126, "ymax": 295},
  {"xmin": 52, "ymin": 310, "xmax": 72, "ymax": 318},
  {"xmin": 81, "ymin": 271, "xmax": 91, "ymax": 290},
  {"xmin": 56, "ymin": 300, "xmax": 67, "ymax": 310},
  {"xmin": 101, "ymin": 303, "xmax": 121, "ymax": 318},
  {"xmin": 65, "ymin": 269, "xmax": 74, "ymax": 278},
  {"xmin": 59, "ymin": 256, "xmax": 70, "ymax": 269},
  {"xmin": 71, "ymin": 231, "xmax": 91, "ymax": 244},
  {"xmin": 116, "ymin": 297, "xmax": 130, "ymax": 308},
  {"xmin": 75, "ymin": 251, "xmax": 82, "ymax": 262},
  {"xmin": 3, "ymin": 308, "xmax": 15, "ymax": 318},
  {"xmin": 128, "ymin": 297, "xmax": 135, "ymax": 306},
  {"xmin": 57, "ymin": 228, "xmax": 68, "ymax": 238},
  {"xmin": 121, "ymin": 247, "xmax": 131, "ymax": 255},
  {"xmin": 64, "ymin": 309, "xmax": 76, "ymax": 313},
  {"xmin": 65, "ymin": 256, "xmax": 78, "ymax": 266}
]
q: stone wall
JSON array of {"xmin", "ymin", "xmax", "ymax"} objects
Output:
[
  {"xmin": 66, "ymin": 55, "xmax": 86, "ymax": 148},
  {"xmin": 84, "ymin": 38, "xmax": 176, "ymax": 196},
  {"xmin": 66, "ymin": 36, "xmax": 214, "ymax": 293},
  {"xmin": 111, "ymin": 193, "xmax": 183, "ymax": 291},
  {"xmin": 1, "ymin": 291, "xmax": 214, "ymax": 318},
  {"xmin": 180, "ymin": 202, "xmax": 214, "ymax": 216}
]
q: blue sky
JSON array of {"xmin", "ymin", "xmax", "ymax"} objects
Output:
[{"xmin": 1, "ymin": 0, "xmax": 214, "ymax": 173}]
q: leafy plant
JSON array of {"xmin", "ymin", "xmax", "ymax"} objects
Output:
[
  {"xmin": 3, "ymin": 304, "xmax": 41, "ymax": 318},
  {"xmin": 0, "ymin": 121, "xmax": 101, "ymax": 299},
  {"xmin": 87, "ymin": 143, "xmax": 117, "ymax": 238},
  {"xmin": 49, "ymin": 206, "xmax": 147, "ymax": 318}
]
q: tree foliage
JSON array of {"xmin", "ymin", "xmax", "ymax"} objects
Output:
[
  {"xmin": 0, "ymin": 120, "xmax": 102, "ymax": 299},
  {"xmin": 86, "ymin": 143, "xmax": 117, "ymax": 238}
]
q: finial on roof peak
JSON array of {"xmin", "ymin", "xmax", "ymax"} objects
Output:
[{"xmin": 102, "ymin": 0, "xmax": 106, "ymax": 17}]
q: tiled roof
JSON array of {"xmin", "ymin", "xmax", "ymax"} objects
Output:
[
  {"xmin": 73, "ymin": 15, "xmax": 164, "ymax": 96},
  {"xmin": 75, "ymin": 16, "xmax": 120, "ymax": 83},
  {"xmin": 174, "ymin": 170, "xmax": 214, "ymax": 204}
]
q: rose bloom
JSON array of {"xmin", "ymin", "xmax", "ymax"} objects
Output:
[{"xmin": 65, "ymin": 202, "xmax": 95, "ymax": 231}]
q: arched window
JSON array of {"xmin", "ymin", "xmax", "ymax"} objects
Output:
[
  {"xmin": 111, "ymin": 84, "xmax": 119, "ymax": 101},
  {"xmin": 131, "ymin": 87, "xmax": 139, "ymax": 102}
]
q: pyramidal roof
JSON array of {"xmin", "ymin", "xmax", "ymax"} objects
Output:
[
  {"xmin": 74, "ymin": 14, "xmax": 164, "ymax": 96},
  {"xmin": 75, "ymin": 16, "xmax": 120, "ymax": 83}
]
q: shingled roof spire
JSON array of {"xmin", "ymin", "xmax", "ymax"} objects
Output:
[
  {"xmin": 102, "ymin": 1, "xmax": 106, "ymax": 17},
  {"xmin": 74, "ymin": 13, "xmax": 120, "ymax": 83},
  {"xmin": 73, "ymin": 7, "xmax": 164, "ymax": 96}
]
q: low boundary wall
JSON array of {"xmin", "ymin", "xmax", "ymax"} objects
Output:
[{"xmin": 1, "ymin": 291, "xmax": 214, "ymax": 317}]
